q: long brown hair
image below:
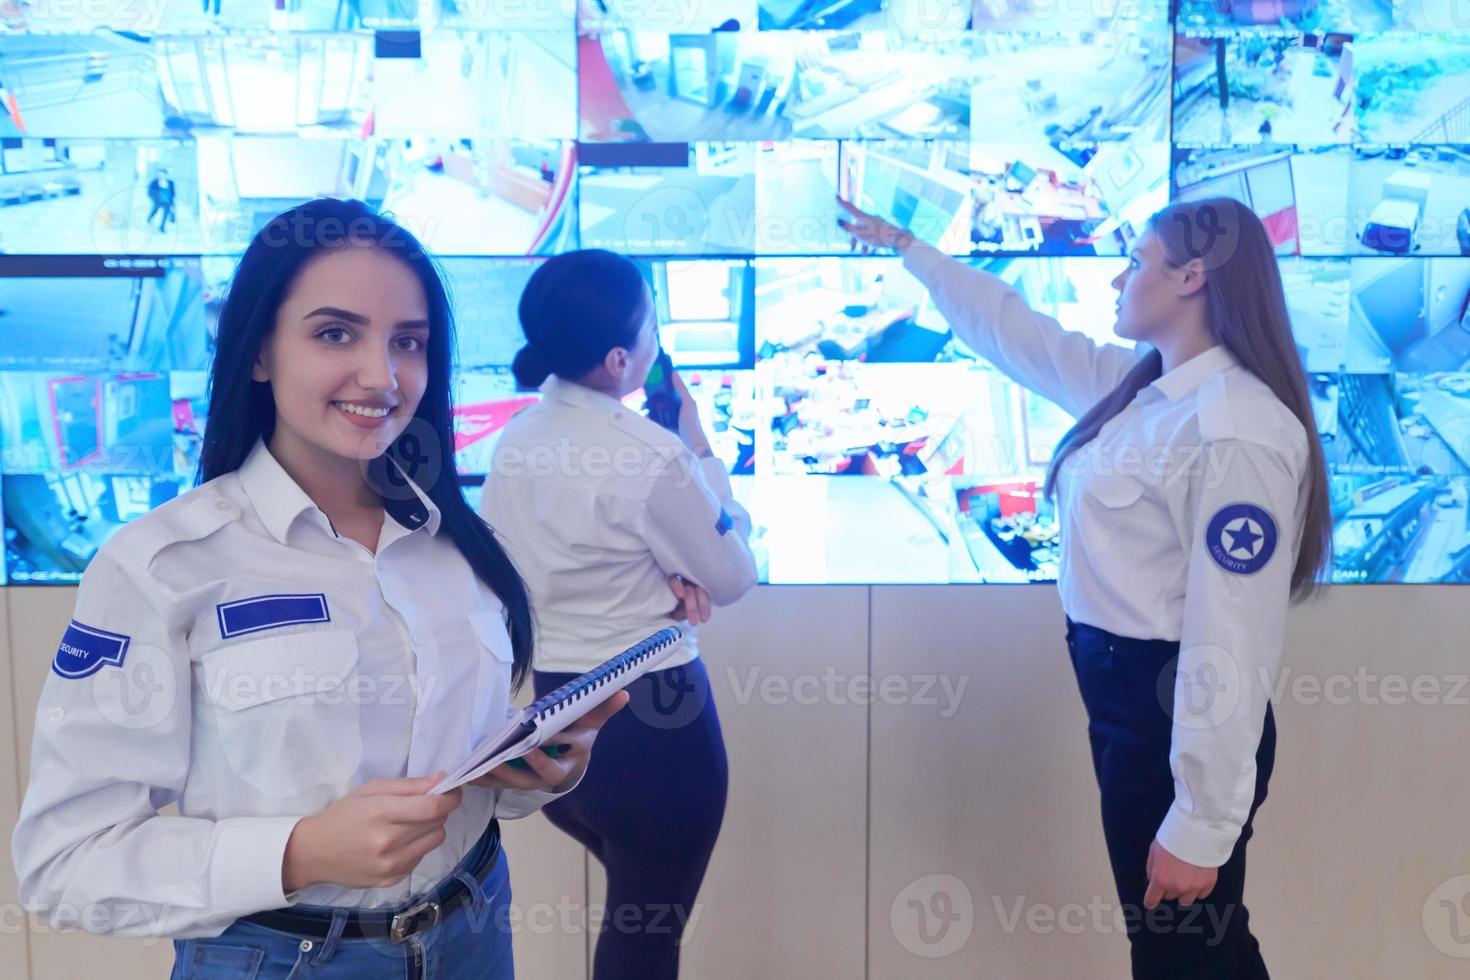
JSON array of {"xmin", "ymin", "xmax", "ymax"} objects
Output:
[{"xmin": 1043, "ymin": 197, "xmax": 1333, "ymax": 600}]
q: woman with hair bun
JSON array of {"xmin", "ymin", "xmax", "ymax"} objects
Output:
[{"xmin": 481, "ymin": 249, "xmax": 758, "ymax": 980}]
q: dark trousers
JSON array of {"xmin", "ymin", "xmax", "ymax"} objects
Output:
[
  {"xmin": 533, "ymin": 657, "xmax": 728, "ymax": 980},
  {"xmin": 1066, "ymin": 619, "xmax": 1276, "ymax": 980},
  {"xmin": 148, "ymin": 200, "xmax": 175, "ymax": 230}
]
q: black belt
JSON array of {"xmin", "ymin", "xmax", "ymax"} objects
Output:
[{"xmin": 243, "ymin": 819, "xmax": 501, "ymax": 944}]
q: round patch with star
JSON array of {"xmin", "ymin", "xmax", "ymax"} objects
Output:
[{"xmin": 1205, "ymin": 503, "xmax": 1278, "ymax": 575}]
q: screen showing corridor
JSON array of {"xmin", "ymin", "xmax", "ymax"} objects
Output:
[{"xmin": 1, "ymin": 1, "xmax": 1468, "ymax": 585}]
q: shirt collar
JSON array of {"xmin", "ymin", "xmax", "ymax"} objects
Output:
[
  {"xmin": 1148, "ymin": 345, "xmax": 1239, "ymax": 402},
  {"xmin": 237, "ymin": 439, "xmax": 441, "ymax": 545},
  {"xmin": 541, "ymin": 374, "xmax": 629, "ymax": 416},
  {"xmin": 380, "ymin": 455, "xmax": 442, "ymax": 537}
]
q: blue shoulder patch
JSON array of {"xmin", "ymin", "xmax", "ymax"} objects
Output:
[
  {"xmin": 1205, "ymin": 503, "xmax": 1278, "ymax": 575},
  {"xmin": 217, "ymin": 593, "xmax": 330, "ymax": 639},
  {"xmin": 715, "ymin": 508, "xmax": 734, "ymax": 537},
  {"xmin": 52, "ymin": 621, "xmax": 131, "ymax": 679}
]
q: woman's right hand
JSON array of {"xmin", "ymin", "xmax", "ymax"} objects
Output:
[
  {"xmin": 669, "ymin": 370, "xmax": 713, "ymax": 458},
  {"xmin": 281, "ymin": 773, "xmax": 463, "ymax": 892},
  {"xmin": 836, "ymin": 196, "xmax": 915, "ymax": 254}
]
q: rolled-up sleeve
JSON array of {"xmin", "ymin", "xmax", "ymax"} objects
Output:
[
  {"xmin": 638, "ymin": 450, "xmax": 757, "ymax": 606},
  {"xmin": 12, "ymin": 550, "xmax": 301, "ymax": 938},
  {"xmin": 1156, "ymin": 437, "xmax": 1305, "ymax": 868},
  {"xmin": 902, "ymin": 240, "xmax": 1140, "ymax": 418}
]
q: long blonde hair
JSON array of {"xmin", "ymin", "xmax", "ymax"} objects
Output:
[{"xmin": 1043, "ymin": 197, "xmax": 1333, "ymax": 600}]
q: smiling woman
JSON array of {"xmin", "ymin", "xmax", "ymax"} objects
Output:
[
  {"xmin": 12, "ymin": 199, "xmax": 630, "ymax": 980},
  {"xmin": 251, "ymin": 248, "xmax": 432, "ymax": 469}
]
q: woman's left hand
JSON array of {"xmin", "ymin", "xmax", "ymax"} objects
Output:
[
  {"xmin": 469, "ymin": 691, "xmax": 630, "ymax": 794},
  {"xmin": 1143, "ymin": 838, "xmax": 1218, "ymax": 909},
  {"xmin": 667, "ymin": 573, "xmax": 712, "ymax": 625}
]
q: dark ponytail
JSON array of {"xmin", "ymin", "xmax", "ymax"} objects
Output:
[{"xmin": 513, "ymin": 249, "xmax": 648, "ymax": 389}]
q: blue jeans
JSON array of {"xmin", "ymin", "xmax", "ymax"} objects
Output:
[{"xmin": 170, "ymin": 849, "xmax": 514, "ymax": 979}]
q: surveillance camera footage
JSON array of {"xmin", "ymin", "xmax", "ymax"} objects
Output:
[{"xmin": 2, "ymin": 6, "xmax": 1468, "ymax": 584}]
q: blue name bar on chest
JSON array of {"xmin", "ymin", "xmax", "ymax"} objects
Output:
[{"xmin": 217, "ymin": 594, "xmax": 331, "ymax": 639}]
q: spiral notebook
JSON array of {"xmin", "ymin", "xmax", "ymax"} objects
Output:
[{"xmin": 430, "ymin": 626, "xmax": 685, "ymax": 795}]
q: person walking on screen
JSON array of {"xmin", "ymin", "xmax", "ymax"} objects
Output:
[{"xmin": 147, "ymin": 168, "xmax": 176, "ymax": 232}]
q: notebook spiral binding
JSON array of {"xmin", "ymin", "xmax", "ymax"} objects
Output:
[{"xmin": 530, "ymin": 626, "xmax": 684, "ymax": 723}]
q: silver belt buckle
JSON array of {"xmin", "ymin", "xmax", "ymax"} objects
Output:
[{"xmin": 389, "ymin": 900, "xmax": 441, "ymax": 944}]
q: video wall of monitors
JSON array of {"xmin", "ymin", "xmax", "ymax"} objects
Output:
[{"xmin": 2, "ymin": 1, "xmax": 1469, "ymax": 584}]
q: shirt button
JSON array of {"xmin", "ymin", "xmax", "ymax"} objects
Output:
[
  {"xmin": 411, "ymin": 633, "xmax": 424, "ymax": 646},
  {"xmin": 48, "ymin": 708, "xmax": 64, "ymax": 723}
]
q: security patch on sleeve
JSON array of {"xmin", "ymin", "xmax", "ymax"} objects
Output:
[
  {"xmin": 1205, "ymin": 503, "xmax": 1278, "ymax": 575},
  {"xmin": 52, "ymin": 621, "xmax": 131, "ymax": 679},
  {"xmin": 715, "ymin": 508, "xmax": 734, "ymax": 537}
]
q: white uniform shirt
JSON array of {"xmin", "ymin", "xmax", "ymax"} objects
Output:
[
  {"xmin": 13, "ymin": 439, "xmax": 568, "ymax": 938},
  {"xmin": 905, "ymin": 242, "xmax": 1311, "ymax": 868},
  {"xmin": 480, "ymin": 375, "xmax": 757, "ymax": 675}
]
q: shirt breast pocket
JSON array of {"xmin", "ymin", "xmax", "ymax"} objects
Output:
[
  {"xmin": 465, "ymin": 609, "xmax": 516, "ymax": 746},
  {"xmin": 1085, "ymin": 472, "xmax": 1146, "ymax": 510},
  {"xmin": 200, "ymin": 629, "xmax": 363, "ymax": 799}
]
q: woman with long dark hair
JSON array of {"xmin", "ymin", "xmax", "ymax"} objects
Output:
[
  {"xmin": 13, "ymin": 199, "xmax": 626, "ymax": 978},
  {"xmin": 839, "ymin": 195, "xmax": 1332, "ymax": 979},
  {"xmin": 479, "ymin": 249, "xmax": 758, "ymax": 980}
]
